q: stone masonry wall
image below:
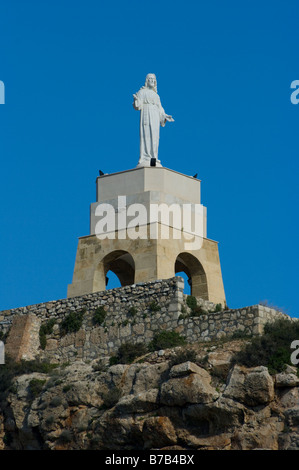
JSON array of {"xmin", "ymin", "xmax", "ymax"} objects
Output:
[
  {"xmin": 0, "ymin": 277, "xmax": 292, "ymax": 364},
  {"xmin": 4, "ymin": 314, "xmax": 41, "ymax": 362}
]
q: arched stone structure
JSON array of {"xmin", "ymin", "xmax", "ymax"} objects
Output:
[
  {"xmin": 175, "ymin": 252, "xmax": 208, "ymax": 299},
  {"xmin": 96, "ymin": 250, "xmax": 135, "ymax": 291},
  {"xmin": 67, "ymin": 167, "xmax": 226, "ymax": 305}
]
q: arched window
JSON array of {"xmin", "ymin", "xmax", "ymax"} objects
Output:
[
  {"xmin": 105, "ymin": 270, "xmax": 122, "ymax": 289},
  {"xmin": 94, "ymin": 250, "xmax": 135, "ymax": 292},
  {"xmin": 175, "ymin": 252, "xmax": 208, "ymax": 300}
]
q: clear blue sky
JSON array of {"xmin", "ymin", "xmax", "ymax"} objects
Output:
[{"xmin": 0, "ymin": 0, "xmax": 298, "ymax": 317}]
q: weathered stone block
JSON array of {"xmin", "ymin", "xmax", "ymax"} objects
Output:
[
  {"xmin": 5, "ymin": 314, "xmax": 41, "ymax": 362},
  {"xmin": 170, "ymin": 361, "xmax": 209, "ymax": 378}
]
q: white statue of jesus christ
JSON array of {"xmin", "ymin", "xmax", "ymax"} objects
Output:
[{"xmin": 133, "ymin": 73, "xmax": 174, "ymax": 167}]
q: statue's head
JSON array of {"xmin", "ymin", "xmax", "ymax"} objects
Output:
[{"xmin": 145, "ymin": 74, "xmax": 157, "ymax": 93}]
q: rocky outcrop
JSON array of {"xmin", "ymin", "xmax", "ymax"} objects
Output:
[
  {"xmin": 223, "ymin": 365, "xmax": 274, "ymax": 406},
  {"xmin": 0, "ymin": 340, "xmax": 299, "ymax": 450}
]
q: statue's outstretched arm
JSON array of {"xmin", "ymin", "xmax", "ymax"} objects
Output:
[
  {"xmin": 160, "ymin": 108, "xmax": 174, "ymax": 127},
  {"xmin": 158, "ymin": 97, "xmax": 174, "ymax": 126}
]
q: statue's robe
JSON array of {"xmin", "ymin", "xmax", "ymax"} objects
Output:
[{"xmin": 133, "ymin": 87, "xmax": 167, "ymax": 166}]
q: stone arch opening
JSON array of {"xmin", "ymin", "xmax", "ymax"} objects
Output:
[
  {"xmin": 94, "ymin": 250, "xmax": 135, "ymax": 292},
  {"xmin": 175, "ymin": 252, "xmax": 208, "ymax": 300},
  {"xmin": 105, "ymin": 270, "xmax": 122, "ymax": 289}
]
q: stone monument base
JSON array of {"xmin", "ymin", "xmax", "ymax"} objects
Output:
[{"xmin": 67, "ymin": 166, "xmax": 226, "ymax": 306}]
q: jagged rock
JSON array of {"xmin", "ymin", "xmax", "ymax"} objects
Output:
[
  {"xmin": 206, "ymin": 342, "xmax": 242, "ymax": 374},
  {"xmin": 284, "ymin": 407, "xmax": 299, "ymax": 427},
  {"xmin": 1, "ymin": 341, "xmax": 299, "ymax": 450},
  {"xmin": 131, "ymin": 362, "xmax": 169, "ymax": 394},
  {"xmin": 8, "ymin": 372, "xmax": 48, "ymax": 430},
  {"xmin": 278, "ymin": 387, "xmax": 299, "ymax": 409},
  {"xmin": 224, "ymin": 365, "xmax": 274, "ymax": 406},
  {"xmin": 99, "ymin": 362, "xmax": 169, "ymax": 397},
  {"xmin": 94, "ymin": 412, "xmax": 144, "ymax": 450},
  {"xmin": 169, "ymin": 361, "xmax": 207, "ymax": 378},
  {"xmin": 183, "ymin": 396, "xmax": 246, "ymax": 434},
  {"xmin": 176, "ymin": 429, "xmax": 231, "ymax": 450},
  {"xmin": 142, "ymin": 416, "xmax": 177, "ymax": 449},
  {"xmin": 160, "ymin": 371, "xmax": 219, "ymax": 406},
  {"xmin": 105, "ymin": 363, "xmax": 128, "ymax": 385},
  {"xmin": 275, "ymin": 372, "xmax": 299, "ymax": 388},
  {"xmin": 284, "ymin": 364, "xmax": 298, "ymax": 374},
  {"xmin": 114, "ymin": 389, "xmax": 160, "ymax": 413},
  {"xmin": 231, "ymin": 421, "xmax": 282, "ymax": 450}
]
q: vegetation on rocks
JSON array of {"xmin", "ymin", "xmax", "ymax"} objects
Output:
[
  {"xmin": 92, "ymin": 306, "xmax": 107, "ymax": 326},
  {"xmin": 148, "ymin": 330, "xmax": 186, "ymax": 351},
  {"xmin": 39, "ymin": 319, "xmax": 56, "ymax": 349},
  {"xmin": 185, "ymin": 295, "xmax": 205, "ymax": 316},
  {"xmin": 28, "ymin": 378, "xmax": 46, "ymax": 399},
  {"xmin": 149, "ymin": 301, "xmax": 161, "ymax": 312},
  {"xmin": 108, "ymin": 330, "xmax": 187, "ymax": 365},
  {"xmin": 0, "ymin": 357, "xmax": 58, "ymax": 400},
  {"xmin": 109, "ymin": 342, "xmax": 148, "ymax": 365},
  {"xmin": 233, "ymin": 318, "xmax": 299, "ymax": 374},
  {"xmin": 60, "ymin": 309, "xmax": 86, "ymax": 336},
  {"xmin": 168, "ymin": 347, "xmax": 197, "ymax": 367},
  {"xmin": 1, "ymin": 318, "xmax": 299, "ymax": 450}
]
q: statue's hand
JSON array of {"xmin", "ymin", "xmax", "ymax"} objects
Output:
[
  {"xmin": 133, "ymin": 94, "xmax": 138, "ymax": 100},
  {"xmin": 166, "ymin": 115, "xmax": 174, "ymax": 122}
]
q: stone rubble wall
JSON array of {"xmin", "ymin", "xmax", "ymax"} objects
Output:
[{"xmin": 0, "ymin": 277, "xmax": 291, "ymax": 364}]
